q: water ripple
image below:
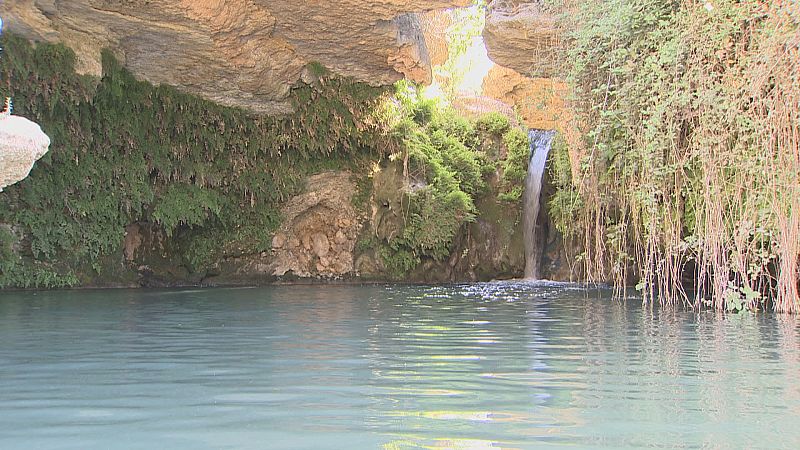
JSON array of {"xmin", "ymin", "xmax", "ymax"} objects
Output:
[{"xmin": 0, "ymin": 283, "xmax": 798, "ymax": 449}]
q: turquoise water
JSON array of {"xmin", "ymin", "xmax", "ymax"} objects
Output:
[{"xmin": 0, "ymin": 282, "xmax": 798, "ymax": 449}]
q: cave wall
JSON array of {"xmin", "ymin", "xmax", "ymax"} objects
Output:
[{"xmin": 0, "ymin": 0, "xmax": 470, "ymax": 114}]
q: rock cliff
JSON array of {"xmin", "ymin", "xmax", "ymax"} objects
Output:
[
  {"xmin": 482, "ymin": 65, "xmax": 569, "ymax": 131},
  {"xmin": 482, "ymin": 0, "xmax": 564, "ymax": 79},
  {"xmin": 481, "ymin": 1, "xmax": 572, "ymax": 131},
  {"xmin": 0, "ymin": 0, "xmax": 470, "ymax": 114},
  {"xmin": 480, "ymin": 1, "xmax": 579, "ymax": 281}
]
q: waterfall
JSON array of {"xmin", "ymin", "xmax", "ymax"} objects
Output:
[{"xmin": 522, "ymin": 129, "xmax": 556, "ymax": 279}]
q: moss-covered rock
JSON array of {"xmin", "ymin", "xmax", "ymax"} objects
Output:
[
  {"xmin": 0, "ymin": 35, "xmax": 540, "ymax": 288},
  {"xmin": 0, "ymin": 34, "xmax": 389, "ymax": 287}
]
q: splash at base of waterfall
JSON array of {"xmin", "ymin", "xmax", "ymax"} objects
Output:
[{"xmin": 522, "ymin": 129, "xmax": 556, "ymax": 279}]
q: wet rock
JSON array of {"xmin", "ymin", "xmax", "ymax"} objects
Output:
[{"xmin": 264, "ymin": 171, "xmax": 364, "ymax": 279}]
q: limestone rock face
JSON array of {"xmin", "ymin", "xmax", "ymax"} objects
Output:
[
  {"xmin": 0, "ymin": 115, "xmax": 50, "ymax": 191},
  {"xmin": 481, "ymin": 1, "xmax": 572, "ymax": 131},
  {"xmin": 481, "ymin": 2, "xmax": 585, "ymax": 181},
  {"xmin": 1, "ymin": 0, "xmax": 470, "ymax": 114},
  {"xmin": 451, "ymin": 94, "xmax": 518, "ymax": 124},
  {"xmin": 267, "ymin": 171, "xmax": 365, "ymax": 279},
  {"xmin": 482, "ymin": 0, "xmax": 563, "ymax": 79},
  {"xmin": 482, "ymin": 65, "xmax": 569, "ymax": 131},
  {"xmin": 418, "ymin": 9, "xmax": 452, "ymax": 67},
  {"xmin": 481, "ymin": 1, "xmax": 578, "ymax": 147}
]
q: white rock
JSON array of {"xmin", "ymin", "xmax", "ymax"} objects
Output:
[
  {"xmin": 311, "ymin": 232, "xmax": 330, "ymax": 258},
  {"xmin": 271, "ymin": 232, "xmax": 286, "ymax": 249},
  {"xmin": 0, "ymin": 115, "xmax": 51, "ymax": 191}
]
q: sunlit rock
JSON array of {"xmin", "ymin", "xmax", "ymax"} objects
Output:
[
  {"xmin": 0, "ymin": 115, "xmax": 50, "ymax": 191},
  {"xmin": 0, "ymin": 0, "xmax": 470, "ymax": 115},
  {"xmin": 481, "ymin": 65, "xmax": 569, "ymax": 131},
  {"xmin": 482, "ymin": 0, "xmax": 565, "ymax": 79}
]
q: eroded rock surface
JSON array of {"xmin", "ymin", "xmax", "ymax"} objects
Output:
[
  {"xmin": 482, "ymin": 0, "xmax": 564, "ymax": 79},
  {"xmin": 482, "ymin": 65, "xmax": 569, "ymax": 131},
  {"xmin": 1, "ymin": 0, "xmax": 470, "ymax": 114},
  {"xmin": 0, "ymin": 115, "xmax": 50, "ymax": 191},
  {"xmin": 266, "ymin": 171, "xmax": 365, "ymax": 279}
]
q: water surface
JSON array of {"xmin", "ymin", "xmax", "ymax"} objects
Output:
[{"xmin": 1, "ymin": 283, "xmax": 798, "ymax": 449}]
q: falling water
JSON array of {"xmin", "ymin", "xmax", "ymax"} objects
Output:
[{"xmin": 523, "ymin": 129, "xmax": 556, "ymax": 279}]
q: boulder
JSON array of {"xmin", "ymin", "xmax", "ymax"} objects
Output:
[
  {"xmin": 264, "ymin": 171, "xmax": 364, "ymax": 279},
  {"xmin": 0, "ymin": 115, "xmax": 50, "ymax": 191}
]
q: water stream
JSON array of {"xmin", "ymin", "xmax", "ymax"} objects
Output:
[{"xmin": 522, "ymin": 129, "xmax": 556, "ymax": 279}]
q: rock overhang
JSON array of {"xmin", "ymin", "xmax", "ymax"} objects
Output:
[{"xmin": 0, "ymin": 0, "xmax": 471, "ymax": 115}]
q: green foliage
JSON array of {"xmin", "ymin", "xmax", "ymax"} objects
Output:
[
  {"xmin": 0, "ymin": 226, "xmax": 79, "ymax": 288},
  {"xmin": 555, "ymin": 0, "xmax": 800, "ymax": 311},
  {"xmin": 436, "ymin": 0, "xmax": 487, "ymax": 99},
  {"xmin": 0, "ymin": 228, "xmax": 15, "ymax": 263},
  {"xmin": 429, "ymin": 108, "xmax": 480, "ymax": 150},
  {"xmin": 372, "ymin": 82, "xmax": 524, "ymax": 275},
  {"xmin": 396, "ymin": 187, "xmax": 475, "ymax": 261},
  {"xmin": 0, "ymin": 34, "xmax": 389, "ymax": 287},
  {"xmin": 377, "ymin": 245, "xmax": 420, "ymax": 280},
  {"xmin": 0, "ymin": 33, "xmax": 539, "ymax": 287},
  {"xmin": 497, "ymin": 128, "xmax": 531, "ymax": 201},
  {"xmin": 547, "ymin": 134, "xmax": 582, "ymax": 238},
  {"xmin": 475, "ymin": 112, "xmax": 511, "ymax": 136},
  {"xmin": 0, "ymin": 262, "xmax": 80, "ymax": 289},
  {"xmin": 305, "ymin": 61, "xmax": 329, "ymax": 77},
  {"xmin": 152, "ymin": 185, "xmax": 224, "ymax": 236}
]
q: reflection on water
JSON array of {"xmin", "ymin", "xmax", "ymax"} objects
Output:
[{"xmin": 0, "ymin": 282, "xmax": 798, "ymax": 449}]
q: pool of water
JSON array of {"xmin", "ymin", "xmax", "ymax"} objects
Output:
[{"xmin": 0, "ymin": 282, "xmax": 798, "ymax": 449}]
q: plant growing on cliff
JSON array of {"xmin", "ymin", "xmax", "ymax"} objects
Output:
[
  {"xmin": 371, "ymin": 81, "xmax": 527, "ymax": 277},
  {"xmin": 551, "ymin": 0, "xmax": 800, "ymax": 312},
  {"xmin": 0, "ymin": 35, "xmax": 390, "ymax": 287}
]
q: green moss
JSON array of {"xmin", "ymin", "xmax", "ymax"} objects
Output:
[
  {"xmin": 305, "ymin": 61, "xmax": 329, "ymax": 77},
  {"xmin": 475, "ymin": 112, "xmax": 511, "ymax": 136},
  {"xmin": 429, "ymin": 108, "xmax": 480, "ymax": 150},
  {"xmin": 377, "ymin": 245, "xmax": 420, "ymax": 280},
  {"xmin": 0, "ymin": 228, "xmax": 16, "ymax": 263},
  {"xmin": 396, "ymin": 187, "xmax": 475, "ymax": 260},
  {"xmin": 497, "ymin": 127, "xmax": 531, "ymax": 202},
  {"xmin": 371, "ymin": 83, "xmax": 527, "ymax": 276},
  {"xmin": 152, "ymin": 185, "xmax": 224, "ymax": 236},
  {"xmin": 351, "ymin": 172, "xmax": 374, "ymax": 213},
  {"xmin": 0, "ymin": 34, "xmax": 390, "ymax": 287}
]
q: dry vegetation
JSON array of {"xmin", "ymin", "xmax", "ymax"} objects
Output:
[{"xmin": 549, "ymin": 0, "xmax": 799, "ymax": 312}]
